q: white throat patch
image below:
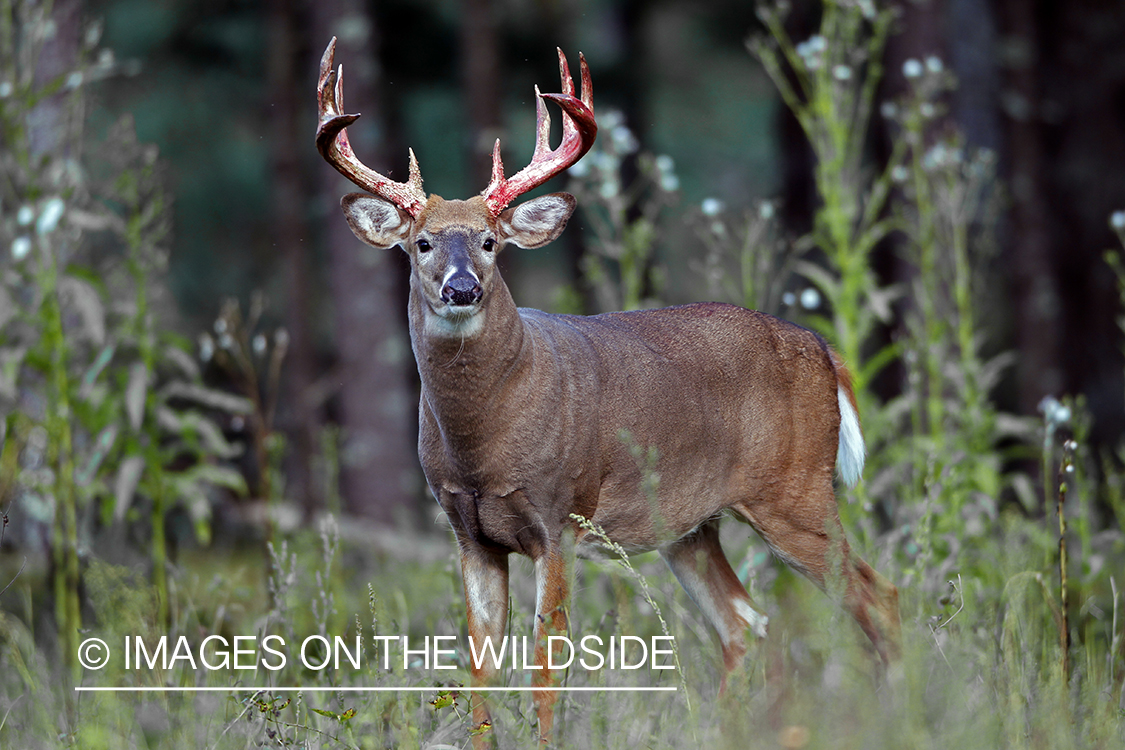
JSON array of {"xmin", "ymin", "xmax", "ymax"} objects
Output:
[{"xmin": 425, "ymin": 306, "xmax": 486, "ymax": 339}]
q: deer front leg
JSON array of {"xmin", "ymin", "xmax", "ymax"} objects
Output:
[
  {"xmin": 532, "ymin": 543, "xmax": 572, "ymax": 745},
  {"xmin": 460, "ymin": 543, "xmax": 510, "ymax": 748}
]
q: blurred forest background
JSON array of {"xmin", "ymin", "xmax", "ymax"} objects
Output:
[
  {"xmin": 3, "ymin": 0, "xmax": 1125, "ymax": 745},
  {"xmin": 63, "ymin": 0, "xmax": 1125, "ymax": 527}
]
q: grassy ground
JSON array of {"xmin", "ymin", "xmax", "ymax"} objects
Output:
[{"xmin": 1, "ymin": 506, "xmax": 1122, "ymax": 749}]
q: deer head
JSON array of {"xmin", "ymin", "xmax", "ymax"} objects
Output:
[{"xmin": 316, "ymin": 39, "xmax": 596, "ymax": 337}]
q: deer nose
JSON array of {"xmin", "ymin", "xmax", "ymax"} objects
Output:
[{"xmin": 441, "ymin": 276, "xmax": 483, "ymax": 307}]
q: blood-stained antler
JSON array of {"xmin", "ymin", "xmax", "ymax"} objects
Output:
[
  {"xmin": 316, "ymin": 37, "xmax": 427, "ymax": 218},
  {"xmin": 480, "ymin": 49, "xmax": 597, "ymax": 216}
]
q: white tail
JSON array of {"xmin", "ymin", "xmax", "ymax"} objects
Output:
[
  {"xmin": 836, "ymin": 383, "xmax": 866, "ymax": 488},
  {"xmin": 317, "ymin": 39, "xmax": 900, "ymax": 747}
]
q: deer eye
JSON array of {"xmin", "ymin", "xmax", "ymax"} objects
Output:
[
  {"xmin": 416, "ymin": 239, "xmax": 431, "ymax": 253},
  {"xmin": 482, "ymin": 238, "xmax": 496, "ymax": 252}
]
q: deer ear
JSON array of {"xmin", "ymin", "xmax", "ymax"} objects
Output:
[
  {"xmin": 497, "ymin": 193, "xmax": 577, "ymax": 249},
  {"xmin": 341, "ymin": 193, "xmax": 414, "ymax": 249}
]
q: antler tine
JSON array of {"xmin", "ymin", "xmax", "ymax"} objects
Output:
[
  {"xmin": 481, "ymin": 50, "xmax": 597, "ymax": 216},
  {"xmin": 554, "ymin": 50, "xmax": 580, "ymax": 145},
  {"xmin": 570, "ymin": 52, "xmax": 594, "ymax": 134},
  {"xmin": 316, "ymin": 38, "xmax": 427, "ymax": 218},
  {"xmin": 532, "ymin": 86, "xmax": 553, "ymax": 158},
  {"xmin": 579, "ymin": 52, "xmax": 593, "ymax": 111}
]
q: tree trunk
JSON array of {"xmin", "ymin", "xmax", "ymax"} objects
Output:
[
  {"xmin": 949, "ymin": 0, "xmax": 1001, "ymax": 153},
  {"xmin": 309, "ymin": 1, "xmax": 419, "ymax": 525},
  {"xmin": 997, "ymin": 0, "xmax": 1063, "ymax": 414},
  {"xmin": 1030, "ymin": 0, "xmax": 1125, "ymax": 446},
  {"xmin": 460, "ymin": 0, "xmax": 501, "ymax": 187},
  {"xmin": 267, "ymin": 0, "xmax": 320, "ymax": 515}
]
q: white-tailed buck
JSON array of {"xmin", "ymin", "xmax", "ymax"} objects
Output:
[{"xmin": 317, "ymin": 38, "xmax": 901, "ymax": 745}]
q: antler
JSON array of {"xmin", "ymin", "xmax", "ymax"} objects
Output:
[
  {"xmin": 316, "ymin": 38, "xmax": 427, "ymax": 218},
  {"xmin": 480, "ymin": 49, "xmax": 597, "ymax": 216}
]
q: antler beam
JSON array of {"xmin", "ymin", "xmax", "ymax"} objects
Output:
[
  {"xmin": 480, "ymin": 49, "xmax": 597, "ymax": 216},
  {"xmin": 316, "ymin": 38, "xmax": 427, "ymax": 218}
]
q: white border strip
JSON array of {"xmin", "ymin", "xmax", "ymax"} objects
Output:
[{"xmin": 75, "ymin": 686, "xmax": 677, "ymax": 693}]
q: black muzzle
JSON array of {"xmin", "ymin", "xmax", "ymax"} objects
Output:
[{"xmin": 442, "ymin": 276, "xmax": 483, "ymax": 307}]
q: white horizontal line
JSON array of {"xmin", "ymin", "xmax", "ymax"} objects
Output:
[{"xmin": 75, "ymin": 686, "xmax": 677, "ymax": 693}]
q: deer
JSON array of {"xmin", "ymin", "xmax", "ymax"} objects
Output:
[{"xmin": 315, "ymin": 38, "xmax": 901, "ymax": 746}]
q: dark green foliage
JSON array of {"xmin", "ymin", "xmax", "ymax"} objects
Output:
[{"xmin": 0, "ymin": 1, "xmax": 1123, "ymax": 748}]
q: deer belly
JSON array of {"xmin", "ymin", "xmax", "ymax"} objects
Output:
[{"xmin": 581, "ymin": 473, "xmax": 728, "ymax": 555}]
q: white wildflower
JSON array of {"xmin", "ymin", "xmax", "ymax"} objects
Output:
[
  {"xmin": 925, "ymin": 56, "xmax": 944, "ymax": 74},
  {"xmin": 591, "ymin": 150, "xmax": 617, "ymax": 174},
  {"xmin": 1110, "ymin": 210, "xmax": 1125, "ymax": 231},
  {"xmin": 758, "ymin": 201, "xmax": 775, "ymax": 220},
  {"xmin": 880, "ymin": 101, "xmax": 898, "ymax": 119},
  {"xmin": 198, "ymin": 333, "xmax": 215, "ymax": 363},
  {"xmin": 11, "ymin": 236, "xmax": 31, "ymax": 261},
  {"xmin": 923, "ymin": 143, "xmax": 947, "ymax": 171},
  {"xmin": 833, "ymin": 65, "xmax": 852, "ymax": 81},
  {"xmin": 655, "ymin": 155, "xmax": 679, "ymax": 192},
  {"xmin": 921, "ymin": 142, "xmax": 962, "ymax": 170},
  {"xmin": 1038, "ymin": 395, "xmax": 1071, "ymax": 429},
  {"xmin": 903, "ymin": 59, "xmax": 924, "ymax": 79},
  {"xmin": 800, "ymin": 287, "xmax": 821, "ymax": 310},
  {"xmin": 611, "ymin": 125, "xmax": 639, "ymax": 155},
  {"xmin": 796, "ymin": 35, "xmax": 827, "ymax": 70},
  {"xmin": 253, "ymin": 334, "xmax": 267, "ymax": 356},
  {"xmin": 782, "ymin": 291, "xmax": 796, "ymax": 307},
  {"xmin": 701, "ymin": 198, "xmax": 724, "ymax": 217},
  {"xmin": 600, "ymin": 110, "xmax": 625, "ymax": 131},
  {"xmin": 36, "ymin": 197, "xmax": 65, "ymax": 235},
  {"xmin": 85, "ymin": 20, "xmax": 103, "ymax": 48},
  {"xmin": 17, "ymin": 204, "xmax": 34, "ymax": 226},
  {"xmin": 0, "ymin": 81, "xmax": 11, "ymax": 98}
]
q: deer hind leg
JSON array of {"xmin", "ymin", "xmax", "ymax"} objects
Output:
[
  {"xmin": 660, "ymin": 519, "xmax": 769, "ymax": 681},
  {"xmin": 732, "ymin": 485, "xmax": 901, "ymax": 666}
]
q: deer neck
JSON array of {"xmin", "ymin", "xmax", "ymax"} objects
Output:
[{"xmin": 408, "ymin": 276, "xmax": 530, "ymax": 436}]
